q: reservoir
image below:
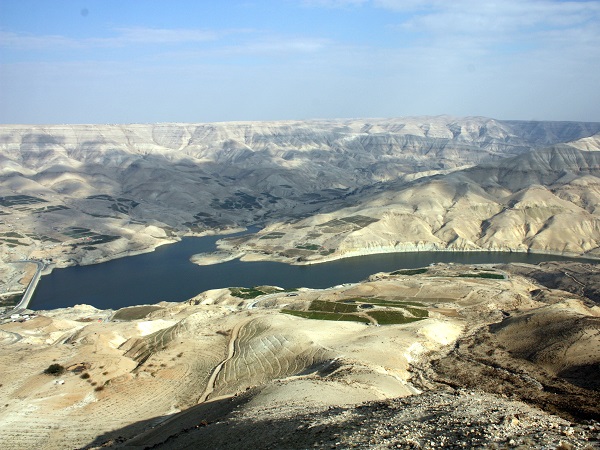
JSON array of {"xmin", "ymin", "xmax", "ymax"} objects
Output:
[{"xmin": 30, "ymin": 233, "xmax": 597, "ymax": 310}]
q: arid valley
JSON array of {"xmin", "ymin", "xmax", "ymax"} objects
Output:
[{"xmin": 1, "ymin": 117, "xmax": 600, "ymax": 449}]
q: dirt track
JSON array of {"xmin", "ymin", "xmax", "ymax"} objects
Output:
[{"xmin": 197, "ymin": 317, "xmax": 254, "ymax": 403}]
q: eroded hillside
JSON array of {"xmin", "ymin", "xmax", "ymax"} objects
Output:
[
  {"xmin": 2, "ymin": 117, "xmax": 600, "ymax": 298},
  {"xmin": 224, "ymin": 143, "xmax": 600, "ymax": 264},
  {"xmin": 0, "ymin": 263, "xmax": 598, "ymax": 449}
]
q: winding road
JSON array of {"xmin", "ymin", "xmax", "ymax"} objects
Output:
[
  {"xmin": 1, "ymin": 260, "xmax": 44, "ymax": 319},
  {"xmin": 197, "ymin": 317, "xmax": 254, "ymax": 404}
]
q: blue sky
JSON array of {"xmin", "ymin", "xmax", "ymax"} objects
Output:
[{"xmin": 1, "ymin": 0, "xmax": 599, "ymax": 124}]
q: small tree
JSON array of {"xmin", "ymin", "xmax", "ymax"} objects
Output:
[{"xmin": 43, "ymin": 363, "xmax": 65, "ymax": 376}]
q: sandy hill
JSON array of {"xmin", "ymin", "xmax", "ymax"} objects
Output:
[
  {"xmin": 228, "ymin": 143, "xmax": 600, "ymax": 264},
  {"xmin": 0, "ymin": 263, "xmax": 598, "ymax": 449}
]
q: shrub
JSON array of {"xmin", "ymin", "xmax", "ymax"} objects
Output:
[
  {"xmin": 391, "ymin": 268, "xmax": 428, "ymax": 276},
  {"xmin": 43, "ymin": 364, "xmax": 65, "ymax": 376},
  {"xmin": 80, "ymin": 372, "xmax": 90, "ymax": 379}
]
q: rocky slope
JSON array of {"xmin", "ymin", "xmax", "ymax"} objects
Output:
[
  {"xmin": 1, "ymin": 262, "xmax": 595, "ymax": 449},
  {"xmin": 226, "ymin": 142, "xmax": 600, "ymax": 264}
]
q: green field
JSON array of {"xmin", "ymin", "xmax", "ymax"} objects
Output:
[
  {"xmin": 341, "ymin": 297, "xmax": 425, "ymax": 308},
  {"xmin": 259, "ymin": 232, "xmax": 286, "ymax": 239},
  {"xmin": 284, "ymin": 297, "xmax": 429, "ymax": 325},
  {"xmin": 367, "ymin": 310, "xmax": 425, "ymax": 325},
  {"xmin": 281, "ymin": 310, "xmax": 370, "ymax": 323},
  {"xmin": 230, "ymin": 287, "xmax": 266, "ymax": 299},
  {"xmin": 295, "ymin": 244, "xmax": 321, "ymax": 251},
  {"xmin": 309, "ymin": 300, "xmax": 357, "ymax": 313},
  {"xmin": 458, "ymin": 273, "xmax": 505, "ymax": 279}
]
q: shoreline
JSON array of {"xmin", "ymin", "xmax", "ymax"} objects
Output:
[
  {"xmin": 40, "ymin": 226, "xmax": 249, "ymax": 275},
  {"xmin": 204, "ymin": 244, "xmax": 600, "ymax": 267}
]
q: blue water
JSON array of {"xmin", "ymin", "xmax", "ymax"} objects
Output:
[{"xmin": 30, "ymin": 232, "xmax": 597, "ymax": 310}]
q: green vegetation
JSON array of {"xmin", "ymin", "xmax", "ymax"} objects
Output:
[
  {"xmin": 368, "ymin": 310, "xmax": 425, "ymax": 325},
  {"xmin": 341, "ymin": 215, "xmax": 380, "ymax": 227},
  {"xmin": 295, "ymin": 244, "xmax": 321, "ymax": 251},
  {"xmin": 43, "ymin": 364, "xmax": 65, "ymax": 376},
  {"xmin": 88, "ymin": 235, "xmax": 120, "ymax": 245},
  {"xmin": 391, "ymin": 268, "xmax": 428, "ymax": 276},
  {"xmin": 228, "ymin": 286, "xmax": 297, "ymax": 300},
  {"xmin": 88, "ymin": 195, "xmax": 140, "ymax": 214},
  {"xmin": 84, "ymin": 212, "xmax": 115, "ymax": 218},
  {"xmin": 63, "ymin": 227, "xmax": 120, "ymax": 246},
  {"xmin": 317, "ymin": 215, "xmax": 379, "ymax": 233},
  {"xmin": 458, "ymin": 273, "xmax": 504, "ymax": 279},
  {"xmin": 63, "ymin": 227, "xmax": 94, "ymax": 238},
  {"xmin": 341, "ymin": 298, "xmax": 425, "ymax": 308},
  {"xmin": 285, "ymin": 298, "xmax": 429, "ymax": 325},
  {"xmin": 229, "ymin": 287, "xmax": 267, "ymax": 299},
  {"xmin": 281, "ymin": 310, "xmax": 370, "ymax": 323},
  {"xmin": 184, "ymin": 211, "xmax": 222, "ymax": 230},
  {"xmin": 39, "ymin": 235, "xmax": 61, "ymax": 243},
  {"xmin": 259, "ymin": 232, "xmax": 285, "ymax": 239},
  {"xmin": 309, "ymin": 300, "xmax": 357, "ymax": 313},
  {"xmin": 404, "ymin": 306, "xmax": 429, "ymax": 318}
]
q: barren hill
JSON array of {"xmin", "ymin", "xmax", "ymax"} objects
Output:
[
  {"xmin": 1, "ymin": 263, "xmax": 599, "ymax": 449},
  {"xmin": 2, "ymin": 118, "xmax": 600, "ymax": 449},
  {"xmin": 227, "ymin": 142, "xmax": 600, "ymax": 264},
  {"xmin": 2, "ymin": 117, "xmax": 600, "ymax": 295}
]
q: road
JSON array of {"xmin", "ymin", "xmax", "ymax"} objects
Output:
[
  {"xmin": 3, "ymin": 260, "xmax": 44, "ymax": 317},
  {"xmin": 197, "ymin": 317, "xmax": 254, "ymax": 403},
  {"xmin": 0, "ymin": 329, "xmax": 22, "ymax": 344}
]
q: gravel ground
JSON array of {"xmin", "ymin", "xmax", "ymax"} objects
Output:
[{"xmin": 112, "ymin": 388, "xmax": 599, "ymax": 449}]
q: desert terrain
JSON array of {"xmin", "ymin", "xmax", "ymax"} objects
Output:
[
  {"xmin": 1, "ymin": 117, "xmax": 600, "ymax": 448},
  {"xmin": 0, "ymin": 263, "xmax": 599, "ymax": 449},
  {"xmin": 2, "ymin": 117, "xmax": 600, "ymax": 300}
]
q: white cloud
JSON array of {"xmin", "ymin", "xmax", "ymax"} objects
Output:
[
  {"xmin": 0, "ymin": 30, "xmax": 81, "ymax": 50},
  {"xmin": 378, "ymin": 0, "xmax": 600, "ymax": 36},
  {"xmin": 225, "ymin": 36, "xmax": 330, "ymax": 55},
  {"xmin": 0, "ymin": 27, "xmax": 219, "ymax": 51},
  {"xmin": 109, "ymin": 27, "xmax": 217, "ymax": 45}
]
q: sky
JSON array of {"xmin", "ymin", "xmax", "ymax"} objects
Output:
[{"xmin": 1, "ymin": 0, "xmax": 599, "ymax": 124}]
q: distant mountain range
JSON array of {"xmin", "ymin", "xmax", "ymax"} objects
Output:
[{"xmin": 1, "ymin": 116, "xmax": 600, "ymax": 272}]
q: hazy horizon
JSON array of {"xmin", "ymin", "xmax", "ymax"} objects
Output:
[{"xmin": 1, "ymin": 0, "xmax": 599, "ymax": 124}]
